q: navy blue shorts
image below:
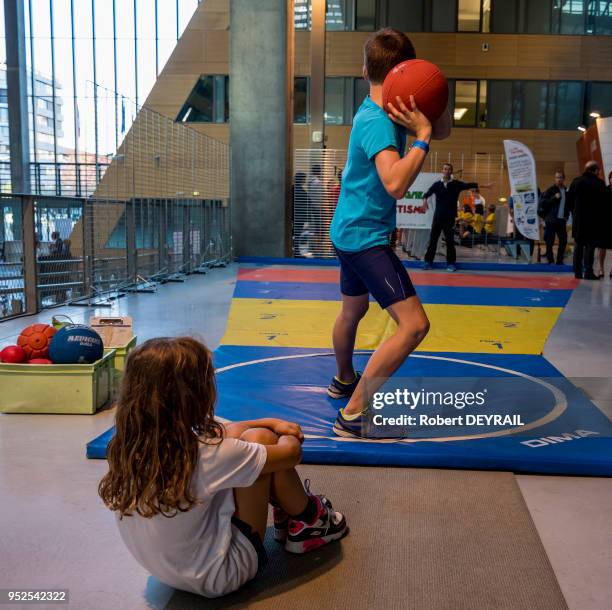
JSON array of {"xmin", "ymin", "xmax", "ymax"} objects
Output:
[{"xmin": 335, "ymin": 245, "xmax": 417, "ymax": 309}]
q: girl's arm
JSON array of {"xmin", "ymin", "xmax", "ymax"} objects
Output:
[
  {"xmin": 260, "ymin": 435, "xmax": 303, "ymax": 474},
  {"xmin": 225, "ymin": 418, "xmax": 303, "ymax": 442}
]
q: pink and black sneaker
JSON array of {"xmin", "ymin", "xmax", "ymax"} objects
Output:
[{"xmin": 285, "ymin": 487, "xmax": 348, "ymax": 554}]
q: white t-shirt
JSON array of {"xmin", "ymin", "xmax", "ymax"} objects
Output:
[{"xmin": 116, "ymin": 437, "xmax": 267, "ymax": 598}]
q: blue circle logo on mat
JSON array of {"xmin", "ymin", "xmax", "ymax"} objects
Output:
[{"xmin": 49, "ymin": 324, "xmax": 104, "ymax": 364}]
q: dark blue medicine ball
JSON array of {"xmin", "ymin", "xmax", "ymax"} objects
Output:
[{"xmin": 49, "ymin": 324, "xmax": 104, "ymax": 364}]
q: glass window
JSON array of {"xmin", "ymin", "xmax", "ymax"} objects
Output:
[
  {"xmin": 587, "ymin": 82, "xmax": 612, "ymax": 121},
  {"xmin": 432, "ymin": 0, "xmax": 457, "ymax": 31},
  {"xmin": 520, "ymin": 81, "xmax": 548, "ymax": 129},
  {"xmin": 176, "ymin": 75, "xmax": 228, "ymax": 123},
  {"xmin": 491, "ymin": 0, "xmax": 518, "ymax": 33},
  {"xmin": 453, "ymin": 80, "xmax": 478, "ymax": 126},
  {"xmin": 587, "ymin": 0, "xmax": 612, "ymax": 34},
  {"xmin": 324, "ymin": 77, "xmax": 347, "ymax": 125},
  {"xmin": 387, "ymin": 0, "xmax": 424, "ymax": 31},
  {"xmin": 482, "ymin": 0, "xmax": 491, "ymax": 31},
  {"xmin": 356, "ymin": 0, "xmax": 376, "ymax": 31},
  {"xmin": 478, "ymin": 80, "xmax": 487, "ymax": 127},
  {"xmin": 294, "ymin": 0, "xmax": 310, "ymax": 30},
  {"xmin": 525, "ymin": 0, "xmax": 552, "ymax": 34},
  {"xmin": 178, "ymin": 0, "xmax": 199, "ymax": 38},
  {"xmin": 327, "ymin": 0, "xmax": 350, "ymax": 31},
  {"xmin": 354, "ymin": 78, "xmax": 369, "ymax": 111},
  {"xmin": 552, "ymin": 0, "xmax": 585, "ymax": 34},
  {"xmin": 93, "ymin": 0, "xmax": 117, "ymax": 158},
  {"xmin": 136, "ymin": 0, "xmax": 157, "ymax": 109},
  {"xmin": 158, "ymin": 1, "xmax": 179, "ymax": 70},
  {"xmin": 458, "ymin": 0, "xmax": 481, "ymax": 31},
  {"xmin": 487, "ymin": 80, "xmax": 519, "ymax": 128},
  {"xmin": 294, "ymin": 77, "xmax": 309, "ymax": 124},
  {"xmin": 548, "ymin": 82, "xmax": 584, "ymax": 129}
]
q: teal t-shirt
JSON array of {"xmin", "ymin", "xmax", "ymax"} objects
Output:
[{"xmin": 329, "ymin": 96, "xmax": 406, "ymax": 252}]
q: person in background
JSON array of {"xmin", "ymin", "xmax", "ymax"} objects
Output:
[
  {"xmin": 307, "ymin": 164, "xmax": 324, "ymax": 236},
  {"xmin": 472, "ymin": 203, "xmax": 485, "ymax": 236},
  {"xmin": 463, "ymin": 187, "xmax": 486, "ymax": 212},
  {"xmin": 49, "ymin": 231, "xmax": 64, "ymax": 258},
  {"xmin": 484, "ymin": 204, "xmax": 497, "ymax": 239},
  {"xmin": 457, "ymin": 203, "xmax": 474, "ymax": 238},
  {"xmin": 595, "ymin": 170, "xmax": 612, "ymax": 278},
  {"xmin": 422, "ymin": 163, "xmax": 480, "ymax": 272},
  {"xmin": 294, "ymin": 172, "xmax": 312, "ymax": 257},
  {"xmin": 567, "ymin": 161, "xmax": 607, "ymax": 280},
  {"xmin": 539, "ymin": 171, "xmax": 570, "ymax": 265}
]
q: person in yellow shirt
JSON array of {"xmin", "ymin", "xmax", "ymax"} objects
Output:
[
  {"xmin": 471, "ymin": 203, "xmax": 485, "ymax": 235},
  {"xmin": 485, "ymin": 204, "xmax": 496, "ymax": 235},
  {"xmin": 457, "ymin": 203, "xmax": 473, "ymax": 237}
]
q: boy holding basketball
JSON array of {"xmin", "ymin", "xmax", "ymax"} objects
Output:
[{"xmin": 328, "ymin": 28, "xmax": 450, "ymax": 437}]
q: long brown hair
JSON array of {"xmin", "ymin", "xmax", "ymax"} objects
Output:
[{"xmin": 98, "ymin": 337, "xmax": 223, "ymax": 518}]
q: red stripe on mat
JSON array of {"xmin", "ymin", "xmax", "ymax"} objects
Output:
[{"xmin": 237, "ymin": 267, "xmax": 579, "ymax": 290}]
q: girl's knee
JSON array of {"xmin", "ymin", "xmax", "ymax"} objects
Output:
[{"xmin": 240, "ymin": 427, "xmax": 279, "ymax": 445}]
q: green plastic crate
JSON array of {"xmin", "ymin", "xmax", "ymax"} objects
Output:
[
  {"xmin": 104, "ymin": 335, "xmax": 137, "ymax": 372},
  {"xmin": 0, "ymin": 350, "xmax": 116, "ymax": 414}
]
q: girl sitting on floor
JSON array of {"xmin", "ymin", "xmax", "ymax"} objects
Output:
[{"xmin": 99, "ymin": 337, "xmax": 348, "ymax": 598}]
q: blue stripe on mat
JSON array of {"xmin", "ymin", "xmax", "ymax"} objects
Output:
[
  {"xmin": 87, "ymin": 346, "xmax": 612, "ymax": 476},
  {"xmin": 234, "ymin": 280, "xmax": 573, "ymax": 308},
  {"xmin": 238, "ymin": 256, "xmax": 574, "ymax": 273}
]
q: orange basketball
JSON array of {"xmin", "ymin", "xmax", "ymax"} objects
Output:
[
  {"xmin": 382, "ymin": 59, "xmax": 449, "ymax": 123},
  {"xmin": 17, "ymin": 323, "xmax": 56, "ymax": 360}
]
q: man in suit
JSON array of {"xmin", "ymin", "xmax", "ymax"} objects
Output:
[
  {"xmin": 567, "ymin": 161, "xmax": 607, "ymax": 280},
  {"xmin": 539, "ymin": 171, "xmax": 570, "ymax": 265}
]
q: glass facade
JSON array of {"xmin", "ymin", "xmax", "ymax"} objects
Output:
[
  {"xmin": 0, "ymin": 0, "xmax": 200, "ymax": 187},
  {"xmin": 295, "ymin": 0, "xmax": 612, "ymax": 34}
]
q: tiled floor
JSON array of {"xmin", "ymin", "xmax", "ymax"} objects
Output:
[{"xmin": 0, "ymin": 264, "xmax": 611, "ymax": 609}]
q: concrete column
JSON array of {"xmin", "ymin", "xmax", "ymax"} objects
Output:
[
  {"xmin": 230, "ymin": 0, "xmax": 293, "ymax": 257},
  {"xmin": 4, "ymin": 0, "xmax": 30, "ymax": 194}
]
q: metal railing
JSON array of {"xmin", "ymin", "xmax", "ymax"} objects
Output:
[
  {"xmin": 0, "ymin": 194, "xmax": 231, "ymax": 320},
  {"xmin": 293, "ymin": 149, "xmax": 519, "ymax": 261},
  {"xmin": 1, "ymin": 86, "xmax": 231, "ymax": 321}
]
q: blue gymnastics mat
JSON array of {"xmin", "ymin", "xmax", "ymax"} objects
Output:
[{"xmin": 87, "ymin": 346, "xmax": 612, "ymax": 476}]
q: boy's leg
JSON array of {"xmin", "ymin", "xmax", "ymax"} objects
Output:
[
  {"xmin": 332, "ymin": 292, "xmax": 369, "ymax": 381},
  {"xmin": 343, "ymin": 295, "xmax": 429, "ymax": 415}
]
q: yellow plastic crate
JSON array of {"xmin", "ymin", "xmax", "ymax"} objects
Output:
[
  {"xmin": 0, "ymin": 350, "xmax": 116, "ymax": 414},
  {"xmin": 104, "ymin": 335, "xmax": 137, "ymax": 372}
]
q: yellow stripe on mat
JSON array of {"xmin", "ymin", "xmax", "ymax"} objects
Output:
[{"xmin": 222, "ymin": 298, "xmax": 562, "ymax": 355}]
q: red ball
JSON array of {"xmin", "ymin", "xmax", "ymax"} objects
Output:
[
  {"xmin": 382, "ymin": 59, "xmax": 449, "ymax": 123},
  {"xmin": 28, "ymin": 358, "xmax": 53, "ymax": 365},
  {"xmin": 0, "ymin": 344, "xmax": 27, "ymax": 363},
  {"xmin": 17, "ymin": 324, "xmax": 56, "ymax": 360}
]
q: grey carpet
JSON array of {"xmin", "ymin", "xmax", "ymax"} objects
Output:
[{"xmin": 166, "ymin": 465, "xmax": 568, "ymax": 610}]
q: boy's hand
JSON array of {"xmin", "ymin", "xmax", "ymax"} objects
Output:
[
  {"xmin": 272, "ymin": 419, "xmax": 304, "ymax": 443},
  {"xmin": 387, "ymin": 95, "xmax": 432, "ymax": 142}
]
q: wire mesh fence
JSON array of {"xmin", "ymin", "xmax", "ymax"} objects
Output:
[
  {"xmin": 293, "ymin": 148, "xmax": 519, "ymax": 261},
  {"xmin": 0, "ymin": 86, "xmax": 231, "ymax": 320}
]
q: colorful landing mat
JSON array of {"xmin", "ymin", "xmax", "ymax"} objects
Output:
[{"xmin": 87, "ymin": 262, "xmax": 612, "ymax": 476}]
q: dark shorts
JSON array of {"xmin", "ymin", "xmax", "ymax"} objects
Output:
[
  {"xmin": 334, "ymin": 244, "xmax": 417, "ymax": 309},
  {"xmin": 231, "ymin": 515, "xmax": 268, "ymax": 571}
]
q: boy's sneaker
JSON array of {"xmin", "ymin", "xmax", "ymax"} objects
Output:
[
  {"xmin": 446, "ymin": 264, "xmax": 457, "ymax": 272},
  {"xmin": 422, "ymin": 261, "xmax": 432, "ymax": 270},
  {"xmin": 273, "ymin": 506, "xmax": 289, "ymax": 542},
  {"xmin": 327, "ymin": 372, "xmax": 361, "ymax": 399},
  {"xmin": 285, "ymin": 487, "xmax": 348, "ymax": 554},
  {"xmin": 333, "ymin": 407, "xmax": 368, "ymax": 438}
]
